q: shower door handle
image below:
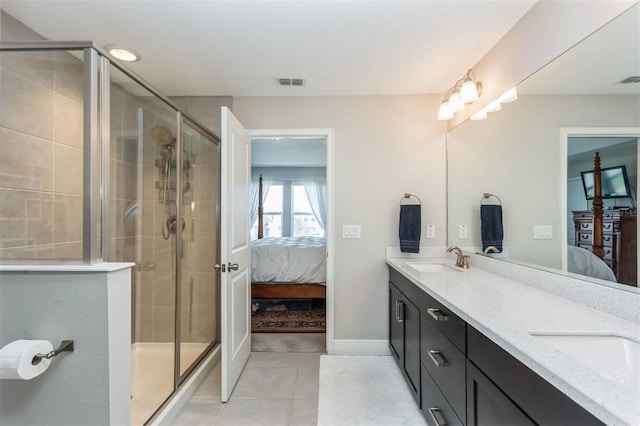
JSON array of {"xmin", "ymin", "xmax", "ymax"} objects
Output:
[{"xmin": 228, "ymin": 263, "xmax": 239, "ymax": 271}]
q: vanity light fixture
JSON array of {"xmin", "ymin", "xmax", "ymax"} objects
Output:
[
  {"xmin": 104, "ymin": 44, "xmax": 141, "ymax": 62},
  {"xmin": 437, "ymin": 69, "xmax": 482, "ymax": 120}
]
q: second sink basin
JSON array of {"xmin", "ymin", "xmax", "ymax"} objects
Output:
[
  {"xmin": 529, "ymin": 332, "xmax": 639, "ymax": 397},
  {"xmin": 406, "ymin": 262, "xmax": 460, "ymax": 273}
]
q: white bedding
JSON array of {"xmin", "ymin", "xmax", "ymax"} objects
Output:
[
  {"xmin": 567, "ymin": 245, "xmax": 617, "ymax": 282},
  {"xmin": 251, "ymin": 236, "xmax": 327, "ymax": 284}
]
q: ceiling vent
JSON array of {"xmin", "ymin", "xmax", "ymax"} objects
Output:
[
  {"xmin": 277, "ymin": 78, "xmax": 305, "ymax": 87},
  {"xmin": 619, "ymin": 76, "xmax": 640, "ymax": 83}
]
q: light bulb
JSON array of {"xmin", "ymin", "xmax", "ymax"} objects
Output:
[
  {"xmin": 438, "ymin": 101, "xmax": 454, "ymax": 120},
  {"xmin": 105, "ymin": 45, "xmax": 141, "ymax": 62},
  {"xmin": 470, "ymin": 109, "xmax": 487, "ymax": 120},
  {"xmin": 499, "ymin": 87, "xmax": 517, "ymax": 103},
  {"xmin": 448, "ymin": 91, "xmax": 464, "ymax": 112},
  {"xmin": 460, "ymin": 80, "xmax": 479, "ymax": 103},
  {"xmin": 485, "ymin": 99, "xmax": 501, "ymax": 112}
]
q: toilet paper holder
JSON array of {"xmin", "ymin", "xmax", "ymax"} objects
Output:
[{"xmin": 31, "ymin": 340, "xmax": 74, "ymax": 365}]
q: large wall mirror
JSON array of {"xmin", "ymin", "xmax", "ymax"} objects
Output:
[{"xmin": 447, "ymin": 3, "xmax": 639, "ymax": 293}]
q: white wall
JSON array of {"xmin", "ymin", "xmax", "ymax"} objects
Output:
[
  {"xmin": 0, "ymin": 265, "xmax": 132, "ymax": 426},
  {"xmin": 234, "ymin": 95, "xmax": 446, "ymax": 341},
  {"xmin": 448, "ymin": 94, "xmax": 640, "ymax": 270}
]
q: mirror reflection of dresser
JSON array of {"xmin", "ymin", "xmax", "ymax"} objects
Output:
[{"xmin": 572, "ymin": 209, "xmax": 638, "ymax": 286}]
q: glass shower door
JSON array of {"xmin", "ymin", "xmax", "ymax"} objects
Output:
[
  {"xmin": 178, "ymin": 118, "xmax": 220, "ymax": 378},
  {"xmin": 108, "ymin": 65, "xmax": 179, "ymax": 425}
]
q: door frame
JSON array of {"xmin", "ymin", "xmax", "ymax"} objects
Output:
[
  {"xmin": 249, "ymin": 128, "xmax": 336, "ymax": 354},
  {"xmin": 559, "ymin": 127, "xmax": 640, "ymax": 278}
]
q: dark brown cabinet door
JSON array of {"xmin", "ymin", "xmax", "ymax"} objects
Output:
[
  {"xmin": 389, "ymin": 283, "xmax": 404, "ymax": 363},
  {"xmin": 389, "ymin": 281, "xmax": 420, "ymax": 404},
  {"xmin": 467, "ymin": 361, "xmax": 535, "ymax": 426}
]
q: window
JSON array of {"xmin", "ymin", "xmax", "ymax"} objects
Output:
[{"xmin": 251, "ymin": 181, "xmax": 324, "ymax": 240}]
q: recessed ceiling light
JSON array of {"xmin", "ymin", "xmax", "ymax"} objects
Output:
[{"xmin": 104, "ymin": 44, "xmax": 141, "ymax": 62}]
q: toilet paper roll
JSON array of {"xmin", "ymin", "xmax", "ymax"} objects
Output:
[{"xmin": 0, "ymin": 339, "xmax": 54, "ymax": 380}]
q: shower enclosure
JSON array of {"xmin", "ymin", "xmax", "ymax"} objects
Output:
[{"xmin": 0, "ymin": 42, "xmax": 220, "ymax": 425}]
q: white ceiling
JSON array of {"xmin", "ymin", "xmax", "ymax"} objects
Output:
[{"xmin": 0, "ymin": 0, "xmax": 537, "ymax": 97}]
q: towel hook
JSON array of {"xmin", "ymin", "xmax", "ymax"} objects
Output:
[
  {"xmin": 480, "ymin": 192, "xmax": 502, "ymax": 206},
  {"xmin": 400, "ymin": 193, "xmax": 422, "ymax": 205}
]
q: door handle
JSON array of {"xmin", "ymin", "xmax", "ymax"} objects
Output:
[
  {"xmin": 396, "ymin": 300, "xmax": 404, "ymax": 323},
  {"xmin": 428, "ymin": 350, "xmax": 447, "ymax": 367},
  {"xmin": 228, "ymin": 263, "xmax": 239, "ymax": 271},
  {"xmin": 427, "ymin": 407, "xmax": 448, "ymax": 426},
  {"xmin": 427, "ymin": 308, "xmax": 449, "ymax": 322},
  {"xmin": 214, "ymin": 264, "xmax": 226, "ymax": 272}
]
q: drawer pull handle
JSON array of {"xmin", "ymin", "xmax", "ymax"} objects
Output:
[
  {"xmin": 428, "ymin": 350, "xmax": 447, "ymax": 367},
  {"xmin": 428, "ymin": 407, "xmax": 448, "ymax": 426},
  {"xmin": 427, "ymin": 308, "xmax": 449, "ymax": 322},
  {"xmin": 396, "ymin": 300, "xmax": 404, "ymax": 323}
]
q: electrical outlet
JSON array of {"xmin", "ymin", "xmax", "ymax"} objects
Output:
[
  {"xmin": 426, "ymin": 225, "xmax": 436, "ymax": 239},
  {"xmin": 533, "ymin": 225, "xmax": 552, "ymax": 239},
  {"xmin": 459, "ymin": 225, "xmax": 468, "ymax": 239},
  {"xmin": 342, "ymin": 225, "xmax": 361, "ymax": 239}
]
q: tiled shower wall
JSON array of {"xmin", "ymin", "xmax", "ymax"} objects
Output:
[{"xmin": 0, "ymin": 11, "xmax": 84, "ymax": 260}]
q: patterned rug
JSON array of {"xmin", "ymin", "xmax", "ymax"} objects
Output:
[{"xmin": 251, "ymin": 308, "xmax": 326, "ymax": 333}]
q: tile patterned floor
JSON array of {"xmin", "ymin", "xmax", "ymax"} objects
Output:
[{"xmin": 172, "ymin": 352, "xmax": 320, "ymax": 425}]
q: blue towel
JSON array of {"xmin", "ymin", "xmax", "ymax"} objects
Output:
[
  {"xmin": 481, "ymin": 204, "xmax": 503, "ymax": 252},
  {"xmin": 399, "ymin": 204, "xmax": 421, "ymax": 253}
]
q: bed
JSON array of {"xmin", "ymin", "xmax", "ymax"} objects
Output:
[{"xmin": 251, "ymin": 174, "xmax": 327, "ymax": 300}]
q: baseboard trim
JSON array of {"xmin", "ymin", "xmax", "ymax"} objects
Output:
[{"xmin": 332, "ymin": 339, "xmax": 390, "ymax": 355}]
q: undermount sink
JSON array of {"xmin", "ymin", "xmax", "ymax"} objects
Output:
[
  {"xmin": 406, "ymin": 262, "xmax": 460, "ymax": 273},
  {"xmin": 529, "ymin": 332, "xmax": 639, "ymax": 396}
]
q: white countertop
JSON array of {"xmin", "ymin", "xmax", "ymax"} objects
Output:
[{"xmin": 386, "ymin": 256, "xmax": 640, "ymax": 426}]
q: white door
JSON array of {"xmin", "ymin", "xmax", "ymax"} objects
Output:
[{"xmin": 220, "ymin": 107, "xmax": 251, "ymax": 402}]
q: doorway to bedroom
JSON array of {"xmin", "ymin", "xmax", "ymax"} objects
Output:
[{"xmin": 249, "ymin": 130, "xmax": 333, "ymax": 353}]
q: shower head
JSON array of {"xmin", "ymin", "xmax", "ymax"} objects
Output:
[{"xmin": 151, "ymin": 125, "xmax": 175, "ymax": 147}]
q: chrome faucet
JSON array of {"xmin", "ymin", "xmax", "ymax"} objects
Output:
[
  {"xmin": 483, "ymin": 246, "xmax": 500, "ymax": 256},
  {"xmin": 447, "ymin": 246, "xmax": 469, "ymax": 268}
]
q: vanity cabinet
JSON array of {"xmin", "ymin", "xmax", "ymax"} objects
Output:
[
  {"xmin": 388, "ymin": 265, "xmax": 606, "ymax": 426},
  {"xmin": 389, "ymin": 268, "xmax": 421, "ymax": 404}
]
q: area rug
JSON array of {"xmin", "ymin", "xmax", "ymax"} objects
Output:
[
  {"xmin": 318, "ymin": 355, "xmax": 426, "ymax": 426},
  {"xmin": 251, "ymin": 308, "xmax": 326, "ymax": 333}
]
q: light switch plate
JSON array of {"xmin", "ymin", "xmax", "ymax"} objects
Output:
[
  {"xmin": 426, "ymin": 225, "xmax": 436, "ymax": 239},
  {"xmin": 342, "ymin": 225, "xmax": 361, "ymax": 239},
  {"xmin": 533, "ymin": 225, "xmax": 552, "ymax": 239},
  {"xmin": 459, "ymin": 225, "xmax": 468, "ymax": 239}
]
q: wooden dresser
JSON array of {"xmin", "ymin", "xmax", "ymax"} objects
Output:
[{"xmin": 572, "ymin": 210, "xmax": 637, "ymax": 286}]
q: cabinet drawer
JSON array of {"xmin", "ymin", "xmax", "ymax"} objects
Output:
[
  {"xmin": 421, "ymin": 364, "xmax": 463, "ymax": 426},
  {"xmin": 603, "ymin": 234, "xmax": 613, "ymax": 246},
  {"xmin": 578, "ymin": 222, "xmax": 592, "ymax": 231},
  {"xmin": 577, "ymin": 232, "xmax": 592, "ymax": 243},
  {"xmin": 420, "ymin": 291, "xmax": 466, "ymax": 353},
  {"xmin": 421, "ymin": 317, "xmax": 466, "ymax": 419},
  {"xmin": 603, "ymin": 222, "xmax": 614, "ymax": 232}
]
